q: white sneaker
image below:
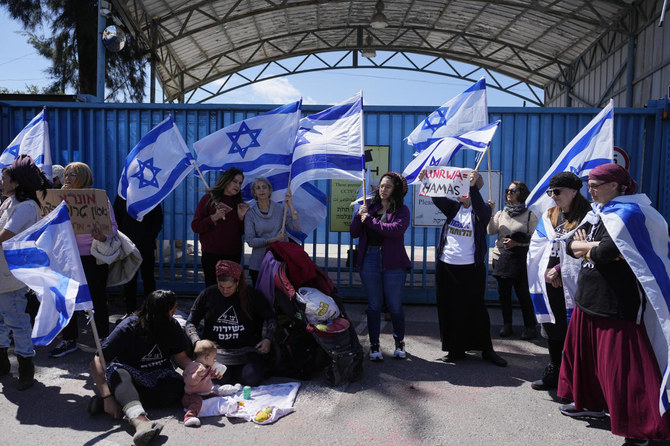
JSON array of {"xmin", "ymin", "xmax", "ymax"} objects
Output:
[
  {"xmin": 369, "ymin": 344, "xmax": 383, "ymax": 361},
  {"xmin": 393, "ymin": 340, "xmax": 406, "ymax": 359},
  {"xmin": 184, "ymin": 416, "xmax": 201, "ymax": 427}
]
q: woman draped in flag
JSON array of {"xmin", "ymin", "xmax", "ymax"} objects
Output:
[
  {"xmin": 49, "ymin": 162, "xmax": 118, "ymax": 358},
  {"xmin": 191, "ymin": 168, "xmax": 250, "ymax": 288},
  {"xmin": 558, "ymin": 164, "xmax": 670, "ymax": 445},
  {"xmin": 90, "ymin": 290, "xmax": 197, "ymax": 445},
  {"xmin": 0, "ymin": 155, "xmax": 50, "ymax": 390},
  {"xmin": 350, "ymin": 172, "xmax": 411, "ymax": 361},
  {"xmin": 244, "ymin": 177, "xmax": 300, "ymax": 287},
  {"xmin": 426, "ymin": 170, "xmax": 507, "ymax": 367},
  {"xmin": 527, "ymin": 172, "xmax": 591, "ymax": 391},
  {"xmin": 487, "ymin": 180, "xmax": 538, "ymax": 339}
]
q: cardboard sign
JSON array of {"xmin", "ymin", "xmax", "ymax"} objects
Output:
[
  {"xmin": 39, "ymin": 189, "xmax": 113, "ymax": 235},
  {"xmin": 419, "ymin": 167, "xmax": 471, "ymax": 198}
]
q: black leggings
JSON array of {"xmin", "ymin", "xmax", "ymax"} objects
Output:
[
  {"xmin": 61, "ymin": 256, "xmax": 109, "ymax": 340},
  {"xmin": 495, "ymin": 275, "xmax": 537, "ymax": 328},
  {"xmin": 219, "ymin": 354, "xmax": 265, "ymax": 387},
  {"xmin": 109, "ymin": 368, "xmax": 184, "ymax": 409}
]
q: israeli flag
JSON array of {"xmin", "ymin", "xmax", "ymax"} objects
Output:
[
  {"xmin": 290, "ymin": 93, "xmax": 364, "ymax": 193},
  {"xmin": 194, "ymin": 100, "xmax": 301, "ymax": 178},
  {"xmin": 0, "ymin": 108, "xmax": 53, "ymax": 180},
  {"xmin": 402, "ymin": 121, "xmax": 501, "ymax": 185},
  {"xmin": 525, "ymin": 100, "xmax": 614, "ymax": 217},
  {"xmin": 118, "ymin": 116, "xmax": 196, "ymax": 221},
  {"xmin": 406, "ymin": 77, "xmax": 488, "ymax": 153},
  {"xmin": 2, "ymin": 202, "xmax": 93, "ymax": 346},
  {"xmin": 593, "ymin": 194, "xmax": 670, "ymax": 415},
  {"xmin": 526, "ymin": 211, "xmax": 582, "ymax": 324}
]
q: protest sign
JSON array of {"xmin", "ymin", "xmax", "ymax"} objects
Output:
[
  {"xmin": 39, "ymin": 189, "xmax": 113, "ymax": 235},
  {"xmin": 419, "ymin": 166, "xmax": 471, "ymax": 198}
]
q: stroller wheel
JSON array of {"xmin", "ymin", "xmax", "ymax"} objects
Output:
[
  {"xmin": 325, "ymin": 362, "xmax": 342, "ymax": 386},
  {"xmin": 347, "ymin": 351, "xmax": 364, "ymax": 382}
]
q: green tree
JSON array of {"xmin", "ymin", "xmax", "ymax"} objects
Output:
[{"xmin": 1, "ymin": 0, "xmax": 146, "ymax": 102}]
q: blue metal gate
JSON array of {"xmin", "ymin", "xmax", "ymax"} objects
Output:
[{"xmin": 1, "ymin": 100, "xmax": 668, "ymax": 303}]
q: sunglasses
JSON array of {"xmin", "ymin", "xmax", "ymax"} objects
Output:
[
  {"xmin": 545, "ymin": 188, "xmax": 563, "ymax": 197},
  {"xmin": 505, "ymin": 189, "xmax": 519, "ymax": 194}
]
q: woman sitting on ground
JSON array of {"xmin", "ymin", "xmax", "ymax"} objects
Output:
[
  {"xmin": 90, "ymin": 290, "xmax": 200, "ymax": 446},
  {"xmin": 185, "ymin": 260, "xmax": 277, "ymax": 386}
]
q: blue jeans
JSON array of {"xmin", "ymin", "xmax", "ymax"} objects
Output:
[
  {"xmin": 0, "ymin": 287, "xmax": 35, "ymax": 357},
  {"xmin": 359, "ymin": 246, "xmax": 406, "ymax": 345}
]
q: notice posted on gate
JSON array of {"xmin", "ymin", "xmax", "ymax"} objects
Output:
[{"xmin": 39, "ymin": 189, "xmax": 113, "ymax": 235}]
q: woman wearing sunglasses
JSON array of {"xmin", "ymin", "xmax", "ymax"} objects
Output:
[
  {"xmin": 528, "ymin": 172, "xmax": 591, "ymax": 391},
  {"xmin": 487, "ymin": 181, "xmax": 538, "ymax": 339}
]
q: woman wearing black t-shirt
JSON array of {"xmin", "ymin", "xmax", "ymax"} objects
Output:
[{"xmin": 185, "ymin": 260, "xmax": 276, "ymax": 386}]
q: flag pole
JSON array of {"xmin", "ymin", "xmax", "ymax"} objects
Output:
[
  {"xmin": 486, "ymin": 144, "xmax": 492, "ymax": 200},
  {"xmin": 191, "ymin": 161, "xmax": 210, "ymax": 189},
  {"xmin": 87, "ymin": 310, "xmax": 107, "ymax": 371},
  {"xmin": 280, "ymin": 172, "xmax": 292, "ymax": 234},
  {"xmin": 474, "ymin": 146, "xmax": 489, "ymax": 171}
]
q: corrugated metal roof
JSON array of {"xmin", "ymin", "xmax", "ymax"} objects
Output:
[{"xmin": 112, "ymin": 0, "xmax": 636, "ymax": 102}]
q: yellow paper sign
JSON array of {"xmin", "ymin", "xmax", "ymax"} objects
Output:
[{"xmin": 39, "ymin": 189, "xmax": 113, "ymax": 235}]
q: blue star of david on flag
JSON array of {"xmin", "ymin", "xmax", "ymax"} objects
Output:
[
  {"xmin": 131, "ymin": 158, "xmax": 161, "ymax": 188},
  {"xmin": 294, "ymin": 127, "xmax": 314, "ymax": 148},
  {"xmin": 428, "ymin": 156, "xmax": 442, "ymax": 166},
  {"xmin": 226, "ymin": 122, "xmax": 261, "ymax": 158},
  {"xmin": 422, "ymin": 107, "xmax": 448, "ymax": 133}
]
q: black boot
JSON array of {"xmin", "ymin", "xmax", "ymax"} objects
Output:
[
  {"xmin": 0, "ymin": 347, "xmax": 10, "ymax": 377},
  {"xmin": 16, "ymin": 355, "xmax": 34, "ymax": 390},
  {"xmin": 531, "ymin": 363, "xmax": 559, "ymax": 390}
]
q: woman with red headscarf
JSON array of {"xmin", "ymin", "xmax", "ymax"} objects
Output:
[
  {"xmin": 558, "ymin": 163, "xmax": 670, "ymax": 445},
  {"xmin": 185, "ymin": 260, "xmax": 276, "ymax": 386}
]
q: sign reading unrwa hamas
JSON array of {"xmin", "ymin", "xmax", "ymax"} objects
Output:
[
  {"xmin": 39, "ymin": 189, "xmax": 113, "ymax": 235},
  {"xmin": 419, "ymin": 166, "xmax": 471, "ymax": 198}
]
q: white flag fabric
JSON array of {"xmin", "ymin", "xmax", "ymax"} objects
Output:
[
  {"xmin": 194, "ymin": 100, "xmax": 301, "ymax": 178},
  {"xmin": 525, "ymin": 100, "xmax": 614, "ymax": 217},
  {"xmin": 118, "ymin": 116, "xmax": 196, "ymax": 221},
  {"xmin": 406, "ymin": 77, "xmax": 488, "ymax": 153},
  {"xmin": 402, "ymin": 121, "xmax": 500, "ymax": 185},
  {"xmin": 591, "ymin": 195, "xmax": 670, "ymax": 415},
  {"xmin": 290, "ymin": 93, "xmax": 364, "ymax": 193},
  {"xmin": 2, "ymin": 202, "xmax": 93, "ymax": 346},
  {"xmin": 526, "ymin": 211, "xmax": 582, "ymax": 324},
  {"xmin": 0, "ymin": 108, "xmax": 53, "ymax": 180}
]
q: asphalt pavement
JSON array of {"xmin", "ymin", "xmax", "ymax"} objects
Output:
[{"xmin": 0, "ymin": 297, "xmax": 665, "ymax": 446}]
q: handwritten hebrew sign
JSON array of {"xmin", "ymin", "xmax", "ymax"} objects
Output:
[
  {"xmin": 39, "ymin": 189, "xmax": 113, "ymax": 235},
  {"xmin": 419, "ymin": 167, "xmax": 472, "ymax": 198}
]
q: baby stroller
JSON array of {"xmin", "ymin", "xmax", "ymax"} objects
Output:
[{"xmin": 256, "ymin": 242, "xmax": 363, "ymax": 386}]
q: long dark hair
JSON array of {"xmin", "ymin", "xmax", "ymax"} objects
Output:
[
  {"xmin": 136, "ymin": 289, "xmax": 177, "ymax": 341},
  {"xmin": 548, "ymin": 193, "xmax": 591, "ymax": 231},
  {"xmin": 3, "ymin": 164, "xmax": 50, "ymax": 204},
  {"xmin": 371, "ymin": 173, "xmax": 405, "ymax": 212},
  {"xmin": 206, "ymin": 167, "xmax": 243, "ymax": 205}
]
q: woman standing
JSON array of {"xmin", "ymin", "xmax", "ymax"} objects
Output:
[
  {"xmin": 244, "ymin": 177, "xmax": 300, "ymax": 287},
  {"xmin": 350, "ymin": 172, "xmax": 411, "ymax": 361},
  {"xmin": 185, "ymin": 260, "xmax": 276, "ymax": 386},
  {"xmin": 49, "ymin": 162, "xmax": 118, "ymax": 358},
  {"xmin": 90, "ymin": 290, "xmax": 196, "ymax": 445},
  {"xmin": 428, "ymin": 170, "xmax": 506, "ymax": 367},
  {"xmin": 488, "ymin": 181, "xmax": 538, "ymax": 339},
  {"xmin": 558, "ymin": 164, "xmax": 670, "ymax": 445},
  {"xmin": 527, "ymin": 172, "xmax": 591, "ymax": 390},
  {"xmin": 192, "ymin": 168, "xmax": 250, "ymax": 288},
  {"xmin": 0, "ymin": 155, "xmax": 50, "ymax": 389}
]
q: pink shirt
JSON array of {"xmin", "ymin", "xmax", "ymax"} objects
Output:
[
  {"xmin": 76, "ymin": 197, "xmax": 118, "ymax": 255},
  {"xmin": 183, "ymin": 360, "xmax": 215, "ymax": 395}
]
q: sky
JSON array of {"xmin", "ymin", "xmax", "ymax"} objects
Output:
[{"xmin": 0, "ymin": 8, "xmax": 542, "ymax": 107}]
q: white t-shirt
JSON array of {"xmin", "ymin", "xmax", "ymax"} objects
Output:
[
  {"xmin": 440, "ymin": 204, "xmax": 475, "ymax": 265},
  {"xmin": 0, "ymin": 197, "xmax": 42, "ymax": 293}
]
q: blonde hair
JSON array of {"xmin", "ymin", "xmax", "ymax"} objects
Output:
[
  {"xmin": 194, "ymin": 339, "xmax": 217, "ymax": 359},
  {"xmin": 63, "ymin": 162, "xmax": 93, "ymax": 189}
]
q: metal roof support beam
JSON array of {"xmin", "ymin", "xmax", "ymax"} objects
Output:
[{"xmin": 626, "ymin": 10, "xmax": 636, "ymax": 107}]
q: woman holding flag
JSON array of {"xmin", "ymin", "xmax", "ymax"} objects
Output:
[
  {"xmin": 0, "ymin": 155, "xmax": 50, "ymax": 390},
  {"xmin": 191, "ymin": 167, "xmax": 250, "ymax": 288},
  {"xmin": 558, "ymin": 164, "xmax": 670, "ymax": 445},
  {"xmin": 351, "ymin": 172, "xmax": 411, "ymax": 361}
]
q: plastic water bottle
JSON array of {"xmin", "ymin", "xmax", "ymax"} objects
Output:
[{"xmin": 243, "ymin": 386, "xmax": 251, "ymax": 399}]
